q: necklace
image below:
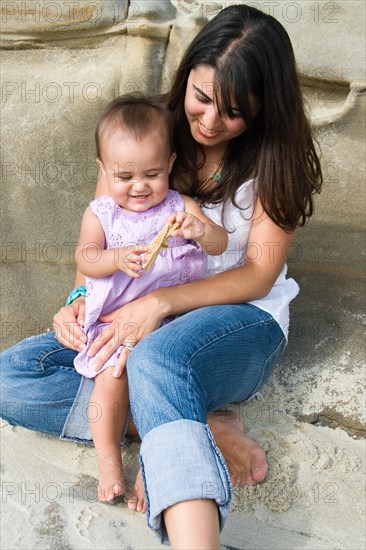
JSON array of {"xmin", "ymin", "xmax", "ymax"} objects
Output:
[{"xmin": 199, "ymin": 163, "xmax": 222, "ymax": 191}]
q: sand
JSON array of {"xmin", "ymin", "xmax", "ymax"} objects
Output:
[{"xmin": 1, "ymin": 397, "xmax": 365, "ymax": 550}]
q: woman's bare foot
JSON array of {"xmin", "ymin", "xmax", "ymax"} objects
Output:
[
  {"xmin": 127, "ymin": 469, "xmax": 147, "ymax": 513},
  {"xmin": 208, "ymin": 410, "xmax": 268, "ymax": 487},
  {"xmin": 97, "ymin": 450, "xmax": 126, "ymax": 502}
]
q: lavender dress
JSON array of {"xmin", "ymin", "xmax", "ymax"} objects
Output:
[{"xmin": 74, "ymin": 190, "xmax": 206, "ymax": 378}]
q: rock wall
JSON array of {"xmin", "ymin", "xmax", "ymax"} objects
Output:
[{"xmin": 1, "ymin": 1, "xmax": 365, "ymax": 436}]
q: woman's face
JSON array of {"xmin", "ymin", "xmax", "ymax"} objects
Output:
[{"xmin": 184, "ymin": 65, "xmax": 255, "ymax": 155}]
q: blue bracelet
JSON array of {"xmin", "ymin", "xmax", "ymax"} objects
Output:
[{"xmin": 66, "ymin": 285, "xmax": 87, "ymax": 305}]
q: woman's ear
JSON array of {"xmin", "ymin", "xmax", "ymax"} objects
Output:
[
  {"xmin": 96, "ymin": 157, "xmax": 106, "ymax": 174},
  {"xmin": 168, "ymin": 152, "xmax": 177, "ymax": 174}
]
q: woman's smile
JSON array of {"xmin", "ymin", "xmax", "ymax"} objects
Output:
[{"xmin": 197, "ymin": 121, "xmax": 221, "ymax": 138}]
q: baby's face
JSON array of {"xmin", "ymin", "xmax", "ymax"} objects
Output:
[{"xmin": 98, "ymin": 129, "xmax": 176, "ymax": 212}]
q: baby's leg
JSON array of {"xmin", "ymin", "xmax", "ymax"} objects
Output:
[{"xmin": 89, "ymin": 369, "xmax": 129, "ymax": 502}]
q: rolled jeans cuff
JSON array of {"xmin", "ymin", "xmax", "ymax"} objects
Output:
[
  {"xmin": 60, "ymin": 376, "xmax": 131, "ymax": 447},
  {"xmin": 139, "ymin": 419, "xmax": 232, "ymax": 545}
]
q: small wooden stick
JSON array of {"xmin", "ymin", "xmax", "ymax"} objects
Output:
[{"xmin": 142, "ymin": 222, "xmax": 181, "ymax": 271}]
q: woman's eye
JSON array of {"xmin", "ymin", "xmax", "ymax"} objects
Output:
[
  {"xmin": 224, "ymin": 109, "xmax": 242, "ymax": 119},
  {"xmin": 194, "ymin": 93, "xmax": 211, "ymax": 104}
]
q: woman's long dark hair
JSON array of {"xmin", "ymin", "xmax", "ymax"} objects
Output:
[{"xmin": 166, "ymin": 5, "xmax": 322, "ymax": 231}]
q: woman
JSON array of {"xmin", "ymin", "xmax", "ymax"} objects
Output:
[{"xmin": 0, "ymin": 5, "xmax": 322, "ymax": 548}]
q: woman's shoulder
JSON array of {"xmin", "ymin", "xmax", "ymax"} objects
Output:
[
  {"xmin": 205, "ymin": 178, "xmax": 256, "ymax": 211},
  {"xmin": 236, "ymin": 178, "xmax": 256, "ymax": 194},
  {"xmin": 231, "ymin": 178, "xmax": 257, "ymax": 205}
]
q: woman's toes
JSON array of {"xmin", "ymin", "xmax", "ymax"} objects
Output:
[
  {"xmin": 241, "ymin": 461, "xmax": 268, "ymax": 486},
  {"xmin": 252, "ymin": 461, "xmax": 268, "ymax": 483},
  {"xmin": 245, "ymin": 476, "xmax": 257, "ymax": 487}
]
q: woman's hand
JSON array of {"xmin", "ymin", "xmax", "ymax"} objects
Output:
[
  {"xmin": 87, "ymin": 293, "xmax": 167, "ymax": 378},
  {"xmin": 166, "ymin": 211, "xmax": 205, "ymax": 241},
  {"xmin": 53, "ymin": 297, "xmax": 87, "ymax": 352},
  {"xmin": 167, "ymin": 198, "xmax": 228, "ymax": 255}
]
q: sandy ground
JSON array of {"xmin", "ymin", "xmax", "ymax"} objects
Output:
[{"xmin": 1, "ymin": 397, "xmax": 365, "ymax": 550}]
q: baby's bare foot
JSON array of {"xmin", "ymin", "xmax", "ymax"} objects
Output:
[
  {"xmin": 97, "ymin": 450, "xmax": 126, "ymax": 502},
  {"xmin": 127, "ymin": 469, "xmax": 146, "ymax": 513},
  {"xmin": 208, "ymin": 410, "xmax": 268, "ymax": 487}
]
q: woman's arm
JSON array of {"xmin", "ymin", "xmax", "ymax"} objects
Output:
[
  {"xmin": 88, "ymin": 198, "xmax": 295, "ymax": 375},
  {"xmin": 155, "ymin": 198, "xmax": 295, "ymax": 315}
]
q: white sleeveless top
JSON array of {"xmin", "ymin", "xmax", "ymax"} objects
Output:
[{"xmin": 201, "ymin": 179, "xmax": 299, "ymax": 339}]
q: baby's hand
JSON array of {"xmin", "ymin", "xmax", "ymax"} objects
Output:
[
  {"xmin": 116, "ymin": 245, "xmax": 148, "ymax": 278},
  {"xmin": 166, "ymin": 211, "xmax": 205, "ymax": 241}
]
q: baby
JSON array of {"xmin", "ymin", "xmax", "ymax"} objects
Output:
[{"xmin": 74, "ymin": 94, "xmax": 228, "ymax": 505}]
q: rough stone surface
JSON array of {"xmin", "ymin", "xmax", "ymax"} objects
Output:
[
  {"xmin": 162, "ymin": 17, "xmax": 202, "ymax": 91},
  {"xmin": 128, "ymin": 0, "xmax": 176, "ymax": 21},
  {"xmin": 224, "ymin": 0, "xmax": 366, "ymax": 83},
  {"xmin": 0, "ymin": 0, "xmax": 129, "ymax": 37},
  {"xmin": 119, "ymin": 33, "xmax": 170, "ymax": 93},
  {"xmin": 310, "ymin": 84, "xmax": 366, "ymax": 227},
  {"xmin": 0, "ymin": 263, "xmax": 75, "ymax": 351},
  {"xmin": 1, "ymin": 41, "xmax": 117, "ymax": 247}
]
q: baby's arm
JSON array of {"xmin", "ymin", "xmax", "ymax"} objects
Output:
[
  {"xmin": 75, "ymin": 206, "xmax": 147, "ymax": 278},
  {"xmin": 167, "ymin": 195, "xmax": 228, "ymax": 256}
]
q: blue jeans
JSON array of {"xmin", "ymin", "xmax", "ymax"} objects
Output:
[
  {"xmin": 0, "ymin": 330, "xmax": 131, "ymax": 445},
  {"xmin": 0, "ymin": 304, "xmax": 286, "ymax": 544},
  {"xmin": 0, "ymin": 331, "xmax": 80, "ymax": 435},
  {"xmin": 127, "ymin": 303, "xmax": 285, "ymax": 543}
]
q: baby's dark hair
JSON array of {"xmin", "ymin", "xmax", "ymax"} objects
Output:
[{"xmin": 95, "ymin": 93, "xmax": 175, "ymax": 160}]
